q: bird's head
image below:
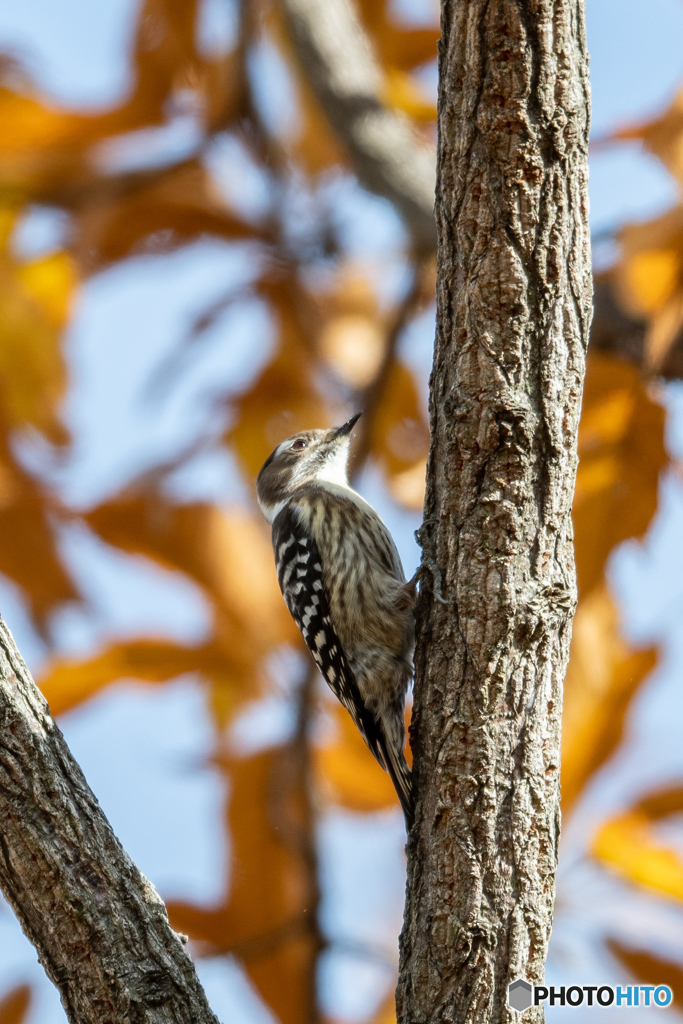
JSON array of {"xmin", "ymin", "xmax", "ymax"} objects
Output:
[{"xmin": 256, "ymin": 413, "xmax": 362, "ymax": 523}]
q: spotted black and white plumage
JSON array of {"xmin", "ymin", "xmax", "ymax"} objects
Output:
[
  {"xmin": 257, "ymin": 414, "xmax": 415, "ymax": 829},
  {"xmin": 273, "ymin": 505, "xmax": 387, "ymax": 761}
]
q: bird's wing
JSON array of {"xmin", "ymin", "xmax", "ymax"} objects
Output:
[{"xmin": 272, "ymin": 503, "xmax": 387, "ymax": 768}]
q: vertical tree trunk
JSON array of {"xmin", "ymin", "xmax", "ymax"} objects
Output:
[{"xmin": 397, "ymin": 2, "xmax": 591, "ymax": 1022}]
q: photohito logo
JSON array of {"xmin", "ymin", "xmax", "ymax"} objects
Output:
[{"xmin": 507, "ymin": 980, "xmax": 673, "ymax": 1012}]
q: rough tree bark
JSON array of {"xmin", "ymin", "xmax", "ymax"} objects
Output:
[
  {"xmin": 0, "ymin": 619, "xmax": 219, "ymax": 1024},
  {"xmin": 398, "ymin": 2, "xmax": 591, "ymax": 1022}
]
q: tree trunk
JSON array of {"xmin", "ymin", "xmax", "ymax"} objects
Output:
[
  {"xmin": 397, "ymin": 1, "xmax": 591, "ymax": 1022},
  {"xmin": 0, "ymin": 619, "xmax": 219, "ymax": 1024}
]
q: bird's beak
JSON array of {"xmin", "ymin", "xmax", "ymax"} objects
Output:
[{"xmin": 330, "ymin": 412, "xmax": 362, "ymax": 441}]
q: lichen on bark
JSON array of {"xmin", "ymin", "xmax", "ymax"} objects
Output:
[{"xmin": 397, "ymin": 1, "xmax": 591, "ymax": 1022}]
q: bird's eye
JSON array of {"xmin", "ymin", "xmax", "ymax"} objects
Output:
[{"xmin": 290, "ymin": 439, "xmax": 308, "ymax": 452}]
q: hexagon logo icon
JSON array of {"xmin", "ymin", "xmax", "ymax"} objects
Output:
[{"xmin": 508, "ymin": 979, "xmax": 533, "ymax": 1012}]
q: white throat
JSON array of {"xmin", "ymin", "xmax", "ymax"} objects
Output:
[
  {"xmin": 313, "ymin": 443, "xmax": 350, "ymax": 488},
  {"xmin": 258, "ymin": 496, "xmax": 287, "ymax": 525}
]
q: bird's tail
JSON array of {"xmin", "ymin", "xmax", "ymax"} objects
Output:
[
  {"xmin": 357, "ymin": 701, "xmax": 414, "ymax": 831},
  {"xmin": 380, "ymin": 737, "xmax": 414, "ymax": 832}
]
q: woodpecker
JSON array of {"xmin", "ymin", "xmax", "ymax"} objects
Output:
[{"xmin": 257, "ymin": 413, "xmax": 415, "ymax": 829}]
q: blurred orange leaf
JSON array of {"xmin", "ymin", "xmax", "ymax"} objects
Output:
[
  {"xmin": 38, "ymin": 639, "xmax": 227, "ymax": 716},
  {"xmin": 316, "ymin": 270, "xmax": 386, "ymax": 388},
  {"xmin": 620, "ymin": 248, "xmax": 679, "ymax": 316},
  {"xmin": 614, "ymin": 86, "xmax": 683, "ymax": 185},
  {"xmin": 75, "ymin": 160, "xmax": 257, "ymax": 269},
  {"xmin": 378, "ymin": 29, "xmax": 439, "ymax": 73},
  {"xmin": 292, "ymin": 80, "xmax": 348, "ymax": 174},
  {"xmin": 0, "ymin": 985, "xmax": 31, "ymax": 1024},
  {"xmin": 593, "ymin": 811, "xmax": 683, "ymax": 902},
  {"xmin": 0, "ymin": 0, "xmax": 241, "ymax": 209},
  {"xmin": 613, "ymin": 209, "xmax": 683, "ymax": 372},
  {"xmin": 635, "ymin": 785, "xmax": 683, "ymax": 819},
  {"xmin": 316, "ymin": 702, "xmax": 399, "ymax": 813},
  {"xmin": 320, "ymin": 313, "xmax": 386, "ymax": 389},
  {"xmin": 85, "ymin": 496, "xmax": 298, "ymax": 724},
  {"xmin": 17, "ymin": 251, "xmax": 77, "ymax": 326},
  {"xmin": 86, "ymin": 498, "xmax": 289, "ymax": 632},
  {"xmin": 0, "ymin": 249, "xmax": 72, "ymax": 439},
  {"xmin": 563, "ymin": 353, "xmax": 667, "ymax": 811},
  {"xmin": 609, "ymin": 940, "xmax": 683, "ymax": 1004},
  {"xmin": 383, "ymin": 69, "xmax": 436, "ymax": 121},
  {"xmin": 372, "ymin": 994, "xmax": 397, "ymax": 1024},
  {"xmin": 0, "ymin": 426, "xmax": 77, "ymax": 624},
  {"xmin": 388, "ymin": 459, "xmax": 426, "ymax": 510},
  {"xmin": 562, "ymin": 586, "xmax": 656, "ymax": 812},
  {"xmin": 574, "ymin": 351, "xmax": 667, "ymax": 598},
  {"xmin": 169, "ymin": 746, "xmax": 318, "ymax": 1024},
  {"xmin": 355, "ymin": 1, "xmax": 438, "ymax": 72},
  {"xmin": 369, "ymin": 362, "xmax": 429, "ymax": 480},
  {"xmin": 0, "ymin": 86, "xmax": 93, "ymax": 194}
]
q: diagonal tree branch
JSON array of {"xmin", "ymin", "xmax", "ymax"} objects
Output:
[
  {"xmin": 0, "ymin": 617, "xmax": 219, "ymax": 1024},
  {"xmin": 279, "ymin": 0, "xmax": 680, "ymax": 383},
  {"xmin": 278, "ymin": 0, "xmax": 437, "ymax": 251}
]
